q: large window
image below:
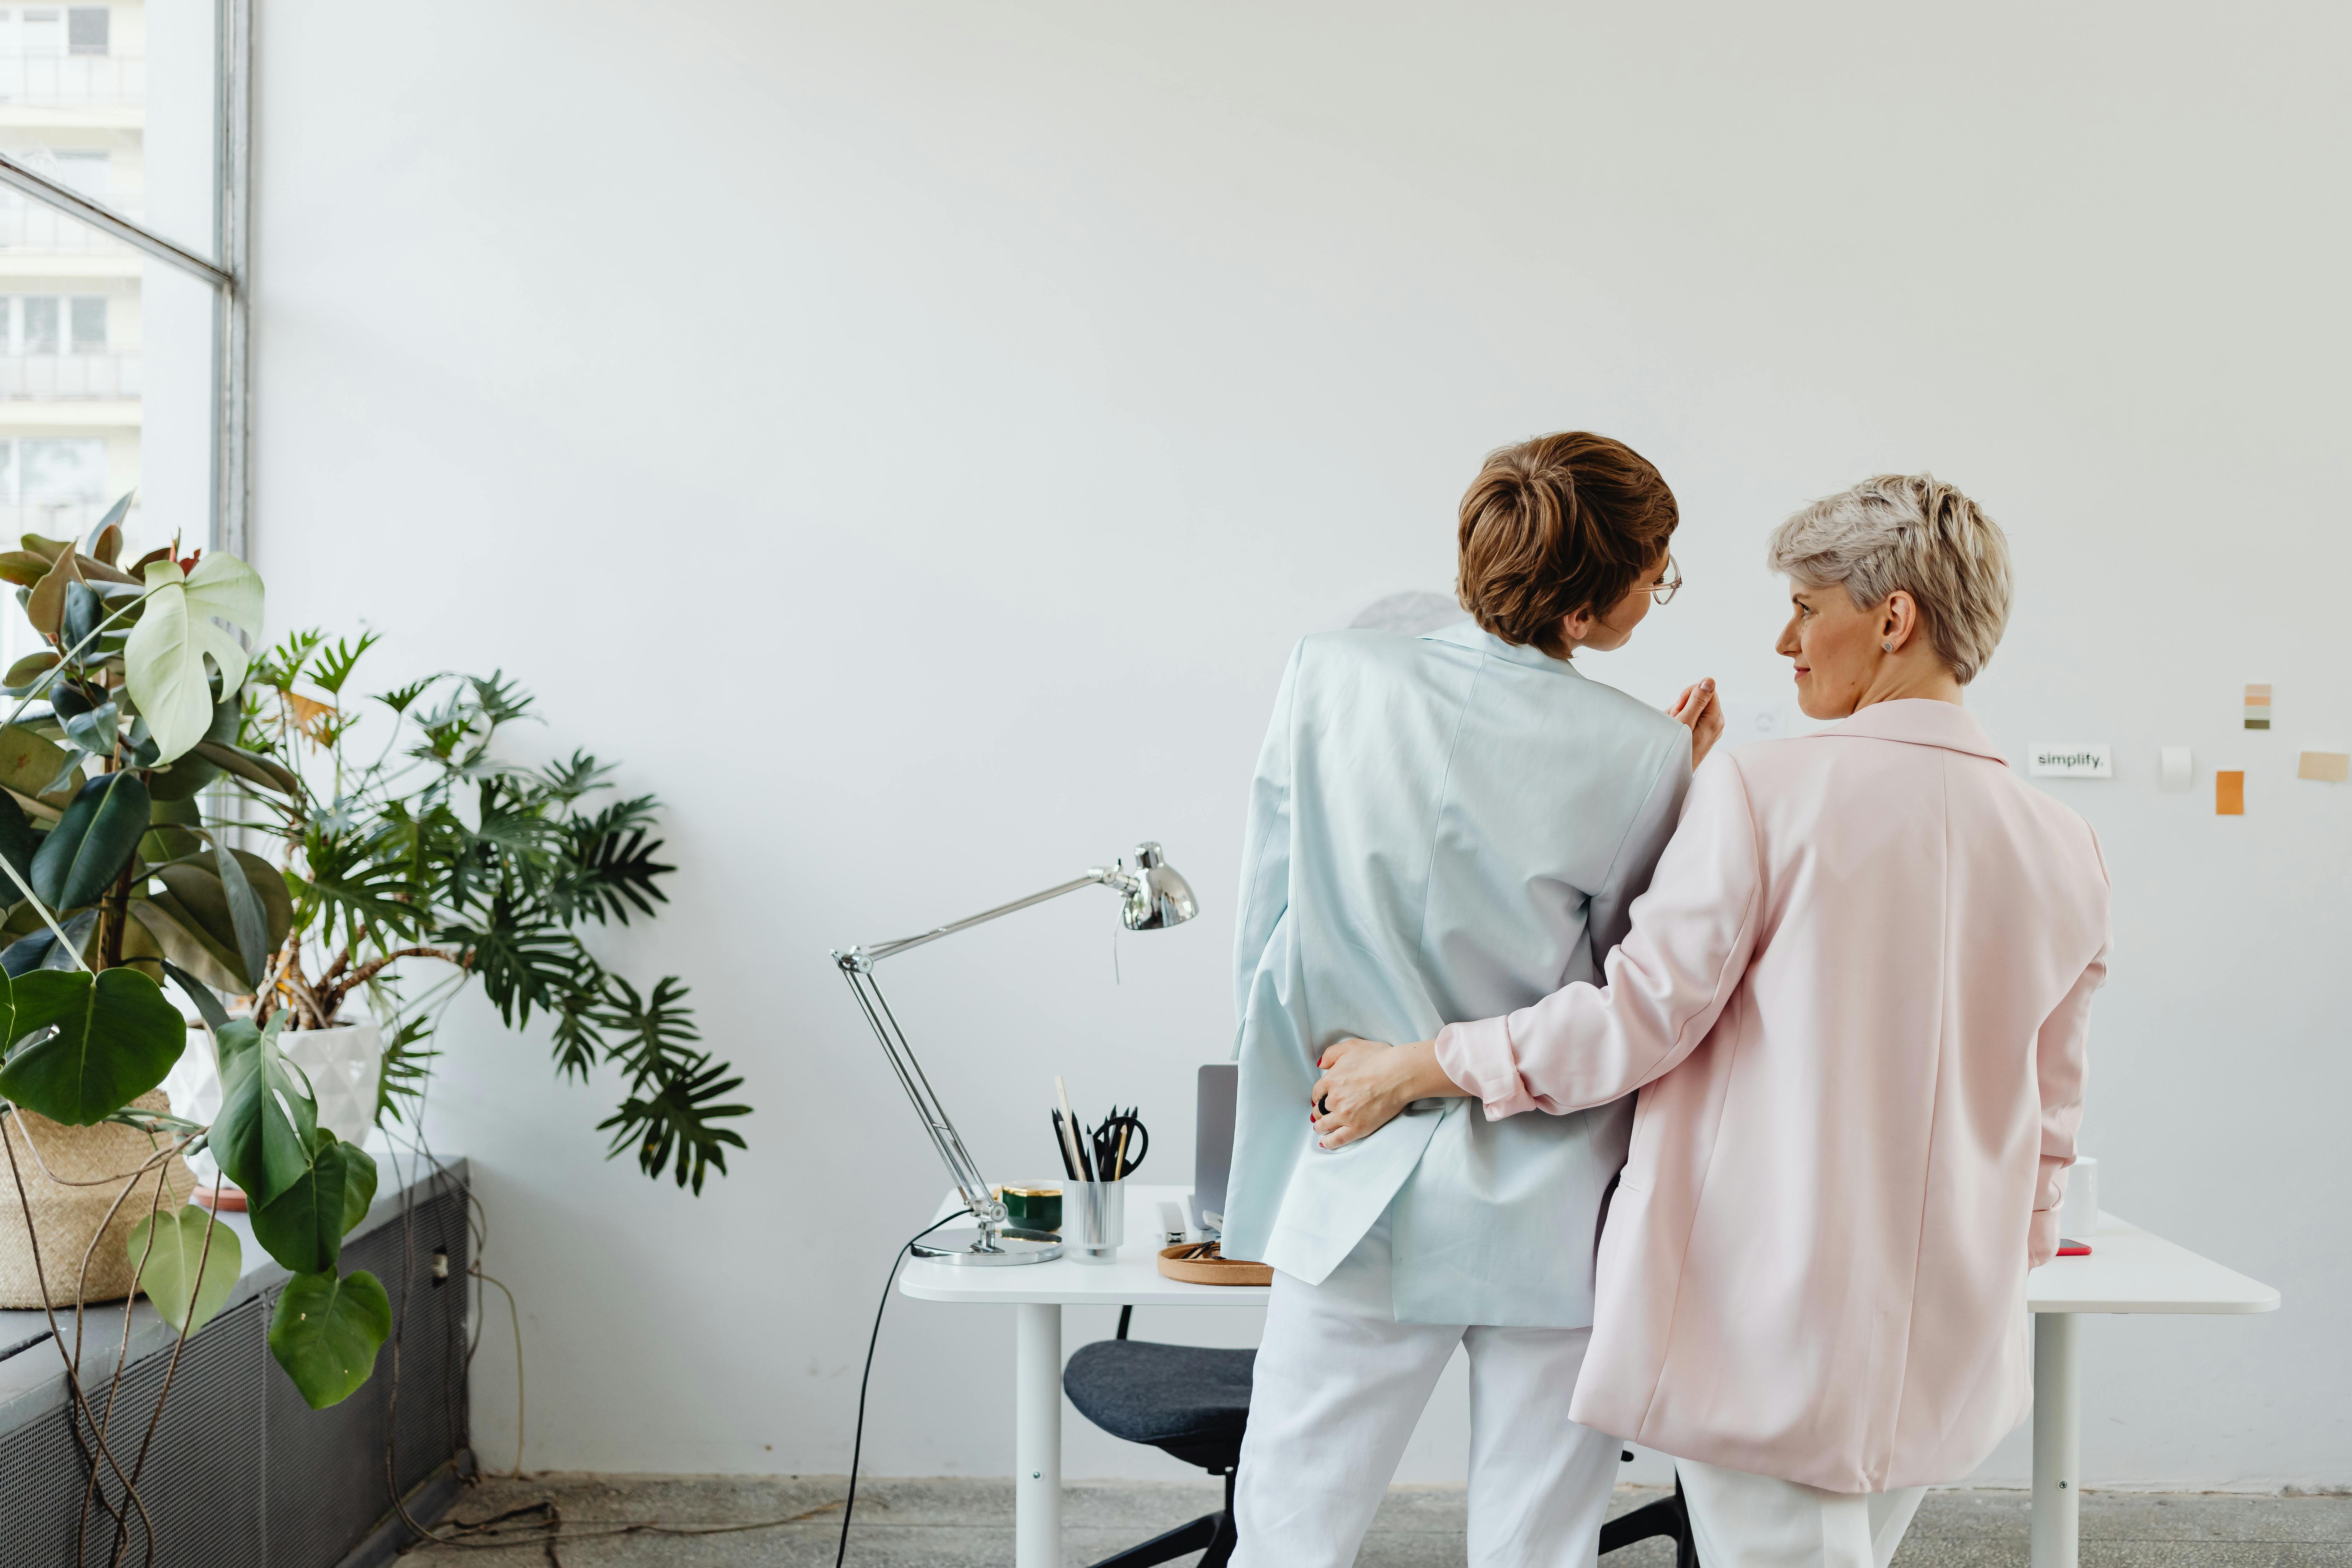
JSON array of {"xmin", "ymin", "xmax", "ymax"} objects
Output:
[{"xmin": 0, "ymin": 0, "xmax": 245, "ymax": 676}]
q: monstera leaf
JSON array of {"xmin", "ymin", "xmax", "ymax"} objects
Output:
[
  {"xmin": 211, "ymin": 1017, "xmax": 317, "ymax": 1207},
  {"xmin": 249, "ymin": 1127, "xmax": 363, "ymax": 1276},
  {"xmin": 0, "ymin": 966, "xmax": 187, "ymax": 1125},
  {"xmin": 130, "ymin": 1205, "xmax": 243, "ymax": 1336},
  {"xmin": 269, "ymin": 1268, "xmax": 391, "ymax": 1410},
  {"xmin": 123, "ymin": 554, "xmax": 264, "ymax": 763}
]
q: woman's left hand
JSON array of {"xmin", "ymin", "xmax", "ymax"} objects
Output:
[{"xmin": 1311, "ymin": 1037, "xmax": 1451, "ymax": 1148}]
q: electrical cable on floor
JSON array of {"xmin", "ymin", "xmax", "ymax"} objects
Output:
[
  {"xmin": 837, "ymin": 1215, "xmax": 960, "ymax": 1568},
  {"xmin": 392, "ymin": 1208, "xmax": 962, "ymax": 1558}
]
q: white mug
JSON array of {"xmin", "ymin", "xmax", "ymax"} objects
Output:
[{"xmin": 2059, "ymin": 1155, "xmax": 2100, "ymax": 1240}]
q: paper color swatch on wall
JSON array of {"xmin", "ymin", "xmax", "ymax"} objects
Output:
[
  {"xmin": 2297, "ymin": 751, "xmax": 2350, "ymax": 782},
  {"xmin": 2244, "ymin": 684, "xmax": 2271, "ymax": 729},
  {"xmin": 2216, "ymin": 771, "xmax": 2245, "ymax": 814},
  {"xmin": 2159, "ymin": 747, "xmax": 2193, "ymax": 792}
]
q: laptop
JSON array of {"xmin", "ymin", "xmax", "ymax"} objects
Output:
[{"xmin": 1193, "ymin": 1063, "xmax": 1238, "ymax": 1234}]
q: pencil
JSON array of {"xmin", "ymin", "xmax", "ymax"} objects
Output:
[{"xmin": 1056, "ymin": 1076, "xmax": 1094, "ymax": 1182}]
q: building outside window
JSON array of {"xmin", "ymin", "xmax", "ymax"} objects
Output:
[{"xmin": 0, "ymin": 0, "xmax": 247, "ymax": 676}]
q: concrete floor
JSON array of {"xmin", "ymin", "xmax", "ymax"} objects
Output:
[{"xmin": 402, "ymin": 1475, "xmax": 2352, "ymax": 1566}]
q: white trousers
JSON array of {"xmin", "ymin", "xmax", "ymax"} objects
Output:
[
  {"xmin": 1677, "ymin": 1458, "xmax": 1927, "ymax": 1568},
  {"xmin": 1231, "ymin": 1217, "xmax": 1620, "ymax": 1568}
]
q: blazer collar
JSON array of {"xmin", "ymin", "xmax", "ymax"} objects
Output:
[
  {"xmin": 1813, "ymin": 699, "xmax": 2006, "ymax": 765},
  {"xmin": 1422, "ymin": 618, "xmax": 1585, "ymax": 676}
]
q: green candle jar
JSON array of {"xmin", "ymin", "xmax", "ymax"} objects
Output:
[{"xmin": 999, "ymin": 1185, "xmax": 1063, "ymax": 1234}]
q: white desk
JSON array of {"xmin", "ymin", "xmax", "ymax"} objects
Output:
[{"xmin": 902, "ymin": 1186, "xmax": 2276, "ymax": 1568}]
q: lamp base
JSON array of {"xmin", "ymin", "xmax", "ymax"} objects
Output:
[{"xmin": 912, "ymin": 1228, "xmax": 1064, "ymax": 1266}]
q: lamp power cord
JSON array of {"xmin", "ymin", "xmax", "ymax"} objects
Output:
[{"xmin": 837, "ymin": 1215, "xmax": 958, "ymax": 1568}]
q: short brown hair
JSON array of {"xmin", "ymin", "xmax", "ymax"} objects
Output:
[{"xmin": 1455, "ymin": 432, "xmax": 1677, "ymax": 658}]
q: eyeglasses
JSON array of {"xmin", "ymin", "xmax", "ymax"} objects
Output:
[{"xmin": 1648, "ymin": 557, "xmax": 1683, "ymax": 606}]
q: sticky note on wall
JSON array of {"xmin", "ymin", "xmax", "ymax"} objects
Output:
[
  {"xmin": 2244, "ymin": 684, "xmax": 2272, "ymax": 729},
  {"xmin": 2159, "ymin": 747, "xmax": 2193, "ymax": 791},
  {"xmin": 2297, "ymin": 751, "xmax": 2350, "ymax": 782},
  {"xmin": 2216, "ymin": 771, "xmax": 2245, "ymax": 814}
]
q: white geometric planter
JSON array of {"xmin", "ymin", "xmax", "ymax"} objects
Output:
[
  {"xmin": 162, "ymin": 1020, "xmax": 383, "ymax": 1188},
  {"xmin": 284, "ymin": 1021, "xmax": 383, "ymax": 1148}
]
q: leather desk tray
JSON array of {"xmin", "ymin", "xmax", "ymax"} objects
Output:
[{"xmin": 1155, "ymin": 1242, "xmax": 1273, "ymax": 1286}]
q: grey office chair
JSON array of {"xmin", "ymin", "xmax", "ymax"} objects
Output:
[
  {"xmin": 1065, "ymin": 1306, "xmax": 1698, "ymax": 1567},
  {"xmin": 1061, "ymin": 1306, "xmax": 1249, "ymax": 1568},
  {"xmin": 1601, "ymin": 1470, "xmax": 1699, "ymax": 1564}
]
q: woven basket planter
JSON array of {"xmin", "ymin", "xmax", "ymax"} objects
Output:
[{"xmin": 0, "ymin": 1091, "xmax": 196, "ymax": 1309}]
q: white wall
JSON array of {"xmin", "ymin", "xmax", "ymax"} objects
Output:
[{"xmin": 250, "ymin": 1, "xmax": 2351, "ymax": 1488}]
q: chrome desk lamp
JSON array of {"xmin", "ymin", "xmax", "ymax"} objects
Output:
[{"xmin": 834, "ymin": 842, "xmax": 1198, "ymax": 1266}]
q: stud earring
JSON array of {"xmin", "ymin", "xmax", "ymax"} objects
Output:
[{"xmin": 1881, "ymin": 641, "xmax": 1896, "ymax": 653}]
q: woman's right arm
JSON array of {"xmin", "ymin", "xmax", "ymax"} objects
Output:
[{"xmin": 1436, "ymin": 754, "xmax": 1767, "ymax": 1118}]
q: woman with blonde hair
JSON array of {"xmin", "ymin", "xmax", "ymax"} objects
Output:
[{"xmin": 1312, "ymin": 474, "xmax": 2110, "ymax": 1568}]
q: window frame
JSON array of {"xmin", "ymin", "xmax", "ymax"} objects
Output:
[{"xmin": 0, "ymin": 0, "xmax": 250, "ymax": 557}]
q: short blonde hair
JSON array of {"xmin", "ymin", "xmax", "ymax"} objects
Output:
[{"xmin": 1767, "ymin": 474, "xmax": 2012, "ymax": 685}]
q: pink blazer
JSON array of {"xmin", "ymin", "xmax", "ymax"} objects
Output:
[{"xmin": 1436, "ymin": 700, "xmax": 2109, "ymax": 1493}]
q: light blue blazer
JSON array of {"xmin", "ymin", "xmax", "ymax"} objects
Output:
[{"xmin": 1224, "ymin": 620, "xmax": 1691, "ymax": 1328}]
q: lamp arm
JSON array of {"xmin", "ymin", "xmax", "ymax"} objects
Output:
[
  {"xmin": 833, "ymin": 868, "xmax": 1135, "ymax": 1242},
  {"xmin": 841, "ymin": 869, "xmax": 1127, "ymax": 969}
]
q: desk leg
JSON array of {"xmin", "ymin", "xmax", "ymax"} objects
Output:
[
  {"xmin": 1015, "ymin": 1302, "xmax": 1062, "ymax": 1568},
  {"xmin": 2031, "ymin": 1312, "xmax": 2080, "ymax": 1568}
]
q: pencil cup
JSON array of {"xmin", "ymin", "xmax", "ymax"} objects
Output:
[{"xmin": 1071, "ymin": 1179, "xmax": 1125, "ymax": 1264}]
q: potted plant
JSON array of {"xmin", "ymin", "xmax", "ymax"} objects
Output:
[
  {"xmin": 0, "ymin": 497, "xmax": 749, "ymax": 1561},
  {"xmin": 160, "ymin": 628, "xmax": 748, "ymax": 1196}
]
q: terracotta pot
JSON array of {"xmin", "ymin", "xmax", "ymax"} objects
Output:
[{"xmin": 0, "ymin": 1091, "xmax": 197, "ymax": 1309}]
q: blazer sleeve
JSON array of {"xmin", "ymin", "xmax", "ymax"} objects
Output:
[
  {"xmin": 1584, "ymin": 736, "xmax": 1693, "ymax": 971},
  {"xmin": 1435, "ymin": 751, "xmax": 1764, "ymax": 1118},
  {"xmin": 1231, "ymin": 641, "xmax": 1302, "ymax": 1036},
  {"xmin": 2028, "ymin": 834, "xmax": 2110, "ymax": 1265}
]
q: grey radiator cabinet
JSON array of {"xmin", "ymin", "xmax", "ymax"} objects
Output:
[{"xmin": 0, "ymin": 1160, "xmax": 472, "ymax": 1567}]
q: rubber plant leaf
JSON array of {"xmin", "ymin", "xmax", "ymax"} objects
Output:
[
  {"xmin": 210, "ymin": 833, "xmax": 272, "ymax": 985},
  {"xmin": 129, "ymin": 1205, "xmax": 242, "ymax": 1337},
  {"xmin": 0, "ymin": 724, "xmax": 80, "ymax": 806},
  {"xmin": 35, "ymin": 909, "xmax": 96, "ymax": 971},
  {"xmin": 339, "ymin": 1140, "xmax": 378, "ymax": 1235},
  {"xmin": 189, "ymin": 739, "xmax": 298, "ymax": 796},
  {"xmin": 0, "ymin": 908, "xmax": 98, "ymax": 978},
  {"xmin": 31, "ymin": 770, "xmax": 151, "ymax": 910},
  {"xmin": 61, "ymin": 701, "xmax": 118, "ymax": 763},
  {"xmin": 0, "ymin": 966, "xmax": 186, "ymax": 1125},
  {"xmin": 123, "ymin": 553, "xmax": 265, "ymax": 764},
  {"xmin": 250, "ymin": 1127, "xmax": 351, "ymax": 1276},
  {"xmin": 0, "ymin": 789, "xmax": 37, "ymax": 906},
  {"xmin": 269, "ymin": 1268, "xmax": 391, "ymax": 1410},
  {"xmin": 146, "ymin": 692, "xmax": 240, "ymax": 802},
  {"xmin": 128, "ymin": 892, "xmax": 246, "ymax": 992},
  {"xmin": 151, "ymin": 851, "xmax": 292, "ymax": 987},
  {"xmin": 23, "ymin": 546, "xmax": 80, "ymax": 638},
  {"xmin": 212, "ymin": 1016, "xmax": 318, "ymax": 1207},
  {"xmin": 160, "ymin": 957, "xmax": 231, "ymax": 1032},
  {"xmin": 87, "ymin": 492, "xmax": 131, "ymax": 566},
  {"xmin": 0, "ymin": 552, "xmax": 50, "ymax": 588}
]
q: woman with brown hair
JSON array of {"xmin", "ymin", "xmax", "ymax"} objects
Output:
[{"xmin": 1223, "ymin": 431, "xmax": 1719, "ymax": 1567}]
